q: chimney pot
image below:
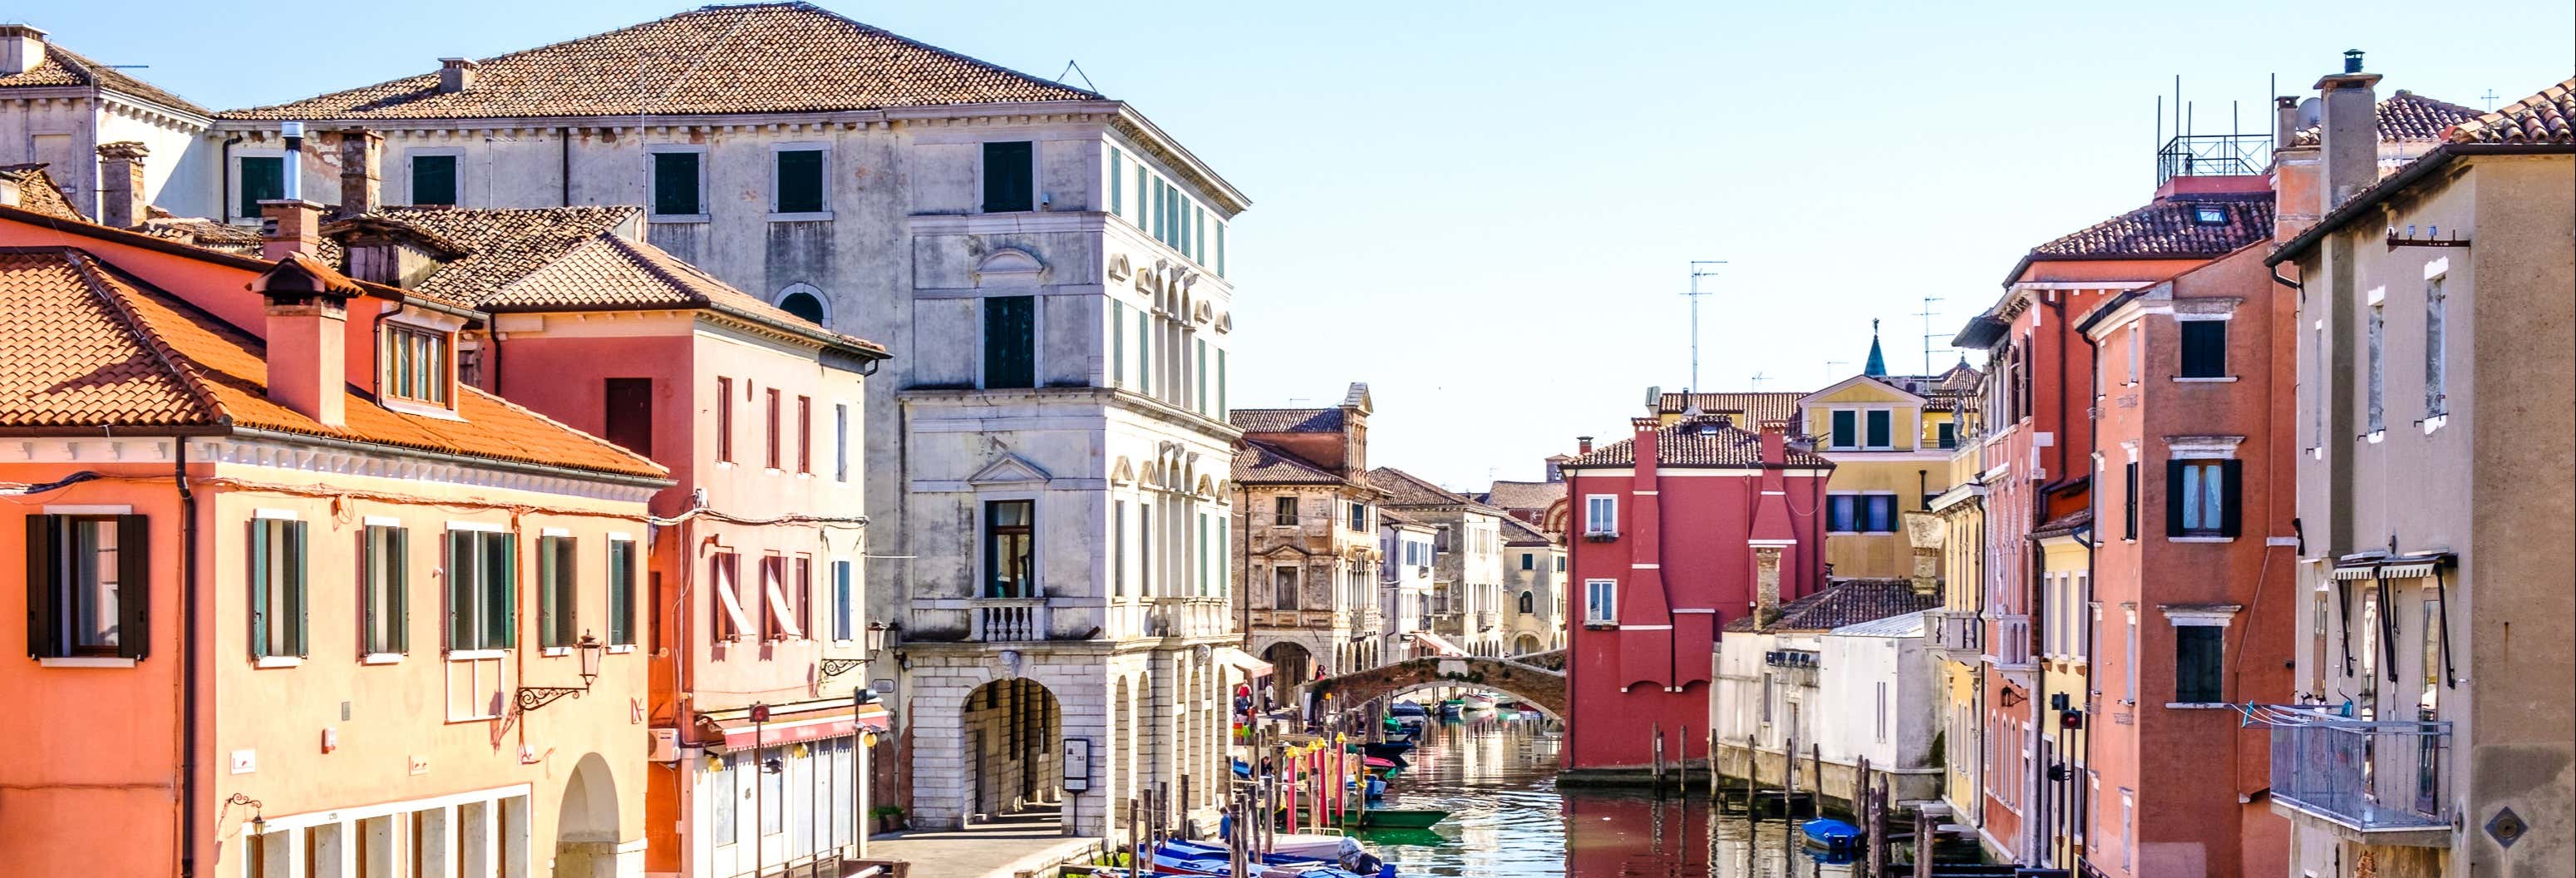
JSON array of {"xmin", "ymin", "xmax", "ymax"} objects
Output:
[
  {"xmin": 439, "ymin": 58, "xmax": 477, "ymax": 94},
  {"xmin": 0, "ymin": 25, "xmax": 44, "ymax": 77},
  {"xmin": 1577, "ymin": 436, "xmax": 1593, "ymax": 454},
  {"xmin": 2342, "ymin": 49, "xmax": 2365, "ymax": 74},
  {"xmin": 260, "ymin": 200, "xmax": 326, "ymax": 262},
  {"xmin": 338, "ymin": 130, "xmax": 383, "ymax": 215},
  {"xmin": 95, "ymin": 141, "xmax": 149, "ymax": 229}
]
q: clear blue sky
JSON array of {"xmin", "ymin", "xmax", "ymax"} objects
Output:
[{"xmin": 19, "ymin": 1, "xmax": 2570, "ymax": 491}]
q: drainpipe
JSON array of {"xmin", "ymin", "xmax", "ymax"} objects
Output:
[
  {"xmin": 2076, "ymin": 316, "xmax": 2105, "ymax": 866},
  {"xmin": 175, "ymin": 439, "xmax": 199, "ymax": 878}
]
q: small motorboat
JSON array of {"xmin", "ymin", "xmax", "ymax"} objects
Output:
[
  {"xmin": 1461, "ymin": 693, "xmax": 1496, "ymax": 711},
  {"xmin": 1387, "ymin": 701, "xmax": 1429, "ymax": 718},
  {"xmin": 1438, "ymin": 700, "xmax": 1464, "ymax": 719},
  {"xmin": 1359, "ymin": 740, "xmax": 1415, "ymax": 758},
  {"xmin": 1800, "ymin": 816, "xmax": 1861, "ymax": 858}
]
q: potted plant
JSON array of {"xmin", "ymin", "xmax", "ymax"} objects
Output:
[{"xmin": 871, "ymin": 805, "xmax": 907, "ymax": 833}]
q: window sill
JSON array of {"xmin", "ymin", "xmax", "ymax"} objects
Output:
[
  {"xmin": 2363, "ymin": 430, "xmax": 2386, "ymax": 444},
  {"xmin": 447, "ymin": 649, "xmax": 507, "ymax": 661},
  {"xmin": 254, "ymin": 656, "xmax": 303, "ymax": 669},
  {"xmin": 652, "ymin": 214, "xmax": 712, "ymax": 224},
  {"xmin": 608, "ymin": 644, "xmax": 638, "ymax": 654},
  {"xmin": 2170, "ymin": 535, "xmax": 2234, "ymax": 544},
  {"xmin": 362, "ymin": 653, "xmax": 403, "ymax": 665},
  {"xmin": 2164, "ymin": 702, "xmax": 2233, "ymax": 710},
  {"xmin": 382, "ymin": 397, "xmax": 465, "ymax": 422},
  {"xmin": 1584, "ymin": 622, "xmax": 1618, "ymax": 629},
  {"xmin": 2171, "ymin": 377, "xmax": 2238, "ymax": 383},
  {"xmin": 769, "ymin": 211, "xmax": 834, "ymax": 222},
  {"xmin": 38, "ymin": 656, "xmax": 136, "ymax": 668},
  {"xmin": 541, "ymin": 647, "xmax": 574, "ymax": 658},
  {"xmin": 2419, "ymin": 414, "xmax": 2447, "ymax": 434}
]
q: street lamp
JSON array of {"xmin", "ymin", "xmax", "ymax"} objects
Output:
[
  {"xmin": 515, "ymin": 632, "xmax": 604, "ymax": 713},
  {"xmin": 822, "ymin": 620, "xmax": 896, "ymax": 679}
]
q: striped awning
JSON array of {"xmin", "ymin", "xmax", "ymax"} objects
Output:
[{"xmin": 2329, "ymin": 553, "xmax": 2454, "ymax": 580}]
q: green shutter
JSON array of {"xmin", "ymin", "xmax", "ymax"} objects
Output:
[
  {"xmin": 1109, "ymin": 148, "xmax": 1123, "ymax": 216},
  {"xmin": 1217, "ymin": 224, "xmax": 1227, "ymax": 278},
  {"xmin": 1831, "ymin": 411, "xmax": 1856, "ymax": 448},
  {"xmin": 238, "ymin": 157, "xmax": 283, "ymax": 220},
  {"xmin": 1137, "ymin": 310, "xmax": 1151, "ymax": 394},
  {"xmin": 390, "ymin": 528, "xmax": 409, "ymax": 654},
  {"xmin": 446, "ymin": 531, "xmax": 472, "ymax": 650},
  {"xmin": 248, "ymin": 520, "xmax": 268, "ymax": 659},
  {"xmin": 1866, "ymin": 410, "xmax": 1891, "ymax": 448},
  {"xmin": 983, "ymin": 296, "xmax": 1035, "ymax": 388},
  {"xmin": 26, "ymin": 515, "xmax": 57, "ymax": 659},
  {"xmin": 776, "ymin": 150, "xmax": 825, "ymax": 214},
  {"xmin": 411, "ymin": 155, "xmax": 457, "ymax": 206},
  {"xmin": 558, "ymin": 538, "xmax": 578, "ymax": 647},
  {"xmin": 982, "ymin": 141, "xmax": 1033, "ymax": 212},
  {"xmin": 653, "ymin": 152, "xmax": 701, "ymax": 216},
  {"xmin": 490, "ymin": 534, "xmax": 516, "ymax": 649},
  {"xmin": 1195, "ymin": 340, "xmax": 1208, "ymax": 412},
  {"xmin": 1110, "ymin": 301, "xmax": 1125, "ymax": 387},
  {"xmin": 2219, "ymin": 460, "xmax": 2244, "ymax": 538},
  {"xmin": 608, "ymin": 542, "xmax": 631, "ymax": 646},
  {"xmin": 287, "ymin": 521, "xmax": 308, "ymax": 657},
  {"xmin": 538, "ymin": 538, "xmax": 557, "ymax": 648},
  {"xmin": 1217, "ymin": 350, "xmax": 1227, "ymax": 417}
]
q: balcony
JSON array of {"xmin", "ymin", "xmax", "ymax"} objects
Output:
[
  {"xmin": 2156, "ymin": 133, "xmax": 2272, "ymax": 187},
  {"xmin": 1145, "ymin": 596, "xmax": 1229, "ymax": 639},
  {"xmin": 969, "ymin": 598, "xmax": 1049, "ymax": 643},
  {"xmin": 2258, "ymin": 706, "xmax": 2453, "ymax": 846},
  {"xmin": 1928, "ymin": 609, "xmax": 1982, "ymax": 660}
]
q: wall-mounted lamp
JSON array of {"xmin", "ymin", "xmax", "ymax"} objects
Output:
[{"xmin": 515, "ymin": 632, "xmax": 604, "ymax": 713}]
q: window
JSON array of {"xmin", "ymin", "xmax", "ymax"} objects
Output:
[
  {"xmin": 651, "ymin": 150, "xmax": 702, "ymax": 216},
  {"xmin": 711, "ymin": 553, "xmax": 747, "ymax": 641},
  {"xmin": 712, "ymin": 754, "xmax": 738, "ymax": 846},
  {"xmin": 788, "ymin": 555, "xmax": 812, "ymax": 639},
  {"xmin": 982, "ymin": 141, "xmax": 1033, "ymax": 212},
  {"xmin": 1217, "ymin": 224, "xmax": 1227, "ymax": 278},
  {"xmin": 2193, "ymin": 205, "xmax": 2227, "ymax": 224},
  {"xmin": 774, "ymin": 149, "xmax": 825, "ymax": 214},
  {"xmin": 445, "ymin": 530, "xmax": 515, "ymax": 651},
  {"xmin": 1196, "ymin": 339, "xmax": 1209, "ymax": 413},
  {"xmin": 2127, "ymin": 323, "xmax": 2141, "ymax": 384},
  {"xmin": 537, "ymin": 535, "xmax": 578, "ymax": 649},
  {"xmin": 1520, "ymin": 553, "xmax": 1534, "ymax": 571},
  {"xmin": 2175, "ymin": 624, "xmax": 2224, "ymax": 703},
  {"xmin": 2424, "ymin": 277, "xmax": 2446, "ymax": 416},
  {"xmin": 1273, "ymin": 496, "xmax": 1298, "ymax": 526},
  {"xmin": 1109, "ymin": 148, "xmax": 1124, "ymax": 217},
  {"xmin": 238, "ymin": 155, "xmax": 283, "ymax": 220},
  {"xmin": 1112, "ymin": 501, "xmax": 1127, "ymax": 598},
  {"xmin": 1584, "ymin": 495, "xmax": 1617, "ymax": 536},
  {"xmin": 983, "ymin": 296, "xmax": 1035, "ymax": 388},
  {"xmin": 761, "ymin": 747, "xmax": 786, "ymax": 834},
  {"xmin": 1518, "ymin": 590, "xmax": 1535, "ymax": 614},
  {"xmin": 795, "ymin": 396, "xmax": 812, "ymax": 474},
  {"xmin": 25, "ymin": 514, "xmax": 147, "ymax": 659},
  {"xmin": 1110, "ymin": 301, "xmax": 1125, "ymax": 387},
  {"xmin": 716, "ymin": 377, "xmax": 735, "ymax": 463},
  {"xmin": 1938, "ymin": 421, "xmax": 1957, "ymax": 449},
  {"xmin": 249, "ymin": 516, "xmax": 308, "ymax": 658},
  {"xmin": 831, "ymin": 560, "xmax": 855, "ymax": 642},
  {"xmin": 1554, "ymin": 555, "xmax": 1565, "ymax": 574},
  {"xmin": 603, "ymin": 378, "xmax": 652, "ymax": 456},
  {"xmin": 1865, "ymin": 409, "xmax": 1893, "ymax": 448},
  {"xmin": 2124, "ymin": 612, "xmax": 2138, "ymax": 703},
  {"xmin": 2367, "ymin": 299, "xmax": 2386, "ymax": 432},
  {"xmin": 1273, "ymin": 566, "xmax": 1300, "ymax": 609},
  {"xmin": 1828, "ymin": 495, "xmax": 1899, "ymax": 533},
  {"xmin": 1876, "ymin": 681, "xmax": 1889, "ymax": 742},
  {"xmin": 411, "ymin": 155, "xmax": 457, "ymax": 207},
  {"xmin": 1135, "ymin": 308, "xmax": 1152, "ymax": 396},
  {"xmin": 1584, "ymin": 579, "xmax": 1617, "ymax": 624},
  {"xmin": 382, "ymin": 325, "xmax": 451, "ymax": 406},
  {"xmin": 2179, "ymin": 319, "xmax": 2227, "ymax": 378},
  {"xmin": 362, "ymin": 524, "xmax": 407, "ymax": 655},
  {"xmin": 2166, "ymin": 460, "xmax": 2239, "ymax": 538},
  {"xmin": 2120, "ymin": 792, "xmax": 2135, "ymax": 871},
  {"xmin": 984, "ymin": 501, "xmax": 1034, "ymax": 598},
  {"xmin": 1830, "ymin": 410, "xmax": 1858, "ymax": 448},
  {"xmin": 608, "ymin": 538, "xmax": 637, "ymax": 647},
  {"xmin": 1346, "ymin": 501, "xmax": 1367, "ymax": 532},
  {"xmin": 778, "ymin": 285, "xmax": 827, "ymax": 325},
  {"xmin": 764, "ymin": 389, "xmax": 782, "ymax": 470},
  {"xmin": 2417, "ymin": 599, "xmax": 2441, "ymax": 718}
]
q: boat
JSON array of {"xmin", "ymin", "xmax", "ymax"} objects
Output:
[
  {"xmin": 1799, "ymin": 816, "xmax": 1861, "ymax": 857},
  {"xmin": 1386, "ymin": 701, "xmax": 1428, "ymax": 718},
  {"xmin": 1461, "ymin": 693, "xmax": 1496, "ymax": 711},
  {"xmin": 1150, "ymin": 836, "xmax": 1392, "ymax": 878},
  {"xmin": 1359, "ymin": 741, "xmax": 1415, "ymax": 758},
  {"xmin": 1437, "ymin": 700, "xmax": 1463, "ymax": 719}
]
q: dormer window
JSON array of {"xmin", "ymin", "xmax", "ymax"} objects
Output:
[
  {"xmin": 383, "ymin": 324, "xmax": 452, "ymax": 407},
  {"xmin": 2193, "ymin": 205, "xmax": 2228, "ymax": 225}
]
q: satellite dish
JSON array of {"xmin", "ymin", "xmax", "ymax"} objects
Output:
[{"xmin": 2296, "ymin": 97, "xmax": 2322, "ymax": 131}]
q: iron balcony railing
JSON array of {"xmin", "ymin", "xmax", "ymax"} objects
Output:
[
  {"xmin": 2255, "ymin": 705, "xmax": 2452, "ymax": 838},
  {"xmin": 2157, "ymin": 134, "xmax": 2273, "ymax": 187}
]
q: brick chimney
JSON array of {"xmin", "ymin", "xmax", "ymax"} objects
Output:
[
  {"xmin": 1576, "ymin": 436, "xmax": 1593, "ymax": 455},
  {"xmin": 2315, "ymin": 50, "xmax": 2383, "ymax": 214},
  {"xmin": 95, "ymin": 141, "xmax": 148, "ymax": 229},
  {"xmin": 339, "ymin": 130, "xmax": 383, "ymax": 215},
  {"xmin": 1337, "ymin": 382, "xmax": 1372, "ymax": 475},
  {"xmin": 249, "ymin": 252, "xmax": 359, "ymax": 427},
  {"xmin": 1753, "ymin": 546, "xmax": 1783, "ymax": 627},
  {"xmin": 262, "ymin": 199, "xmax": 325, "ymax": 262},
  {"xmin": 438, "ymin": 58, "xmax": 478, "ymax": 94},
  {"xmin": 0, "ymin": 25, "xmax": 44, "ymax": 76}
]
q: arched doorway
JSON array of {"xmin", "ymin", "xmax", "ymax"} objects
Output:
[
  {"xmin": 1261, "ymin": 641, "xmax": 1313, "ymax": 705},
  {"xmin": 1513, "ymin": 634, "xmax": 1544, "ymax": 655},
  {"xmin": 962, "ymin": 678, "xmax": 1061, "ymax": 825},
  {"xmin": 553, "ymin": 752, "xmax": 621, "ymax": 877}
]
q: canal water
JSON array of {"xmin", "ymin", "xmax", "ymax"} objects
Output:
[{"xmin": 1354, "ymin": 712, "xmax": 1854, "ymax": 878}]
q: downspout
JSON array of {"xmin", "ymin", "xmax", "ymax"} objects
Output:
[
  {"xmin": 175, "ymin": 439, "xmax": 199, "ymax": 878},
  {"xmin": 2076, "ymin": 323, "xmax": 2104, "ymax": 866}
]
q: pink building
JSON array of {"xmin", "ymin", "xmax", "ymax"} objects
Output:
[{"xmin": 0, "ymin": 198, "xmax": 667, "ymax": 876}]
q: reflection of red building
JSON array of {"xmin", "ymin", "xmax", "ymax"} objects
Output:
[
  {"xmin": 1562, "ymin": 794, "xmax": 1712, "ymax": 877},
  {"xmin": 1559, "ymin": 416, "xmax": 1830, "ymax": 772}
]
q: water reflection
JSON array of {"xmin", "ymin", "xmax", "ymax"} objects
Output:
[{"xmin": 1360, "ymin": 713, "xmax": 1853, "ymax": 878}]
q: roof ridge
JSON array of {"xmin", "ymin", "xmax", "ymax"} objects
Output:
[
  {"xmin": 38, "ymin": 43, "xmax": 213, "ymax": 116},
  {"xmin": 59, "ymin": 250, "xmax": 231, "ymax": 426},
  {"xmin": 749, "ymin": 2, "xmax": 1102, "ymax": 101}
]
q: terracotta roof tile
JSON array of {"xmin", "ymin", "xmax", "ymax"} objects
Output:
[
  {"xmin": 0, "ymin": 247, "xmax": 663, "ymax": 479},
  {"xmin": 1367, "ymin": 466, "xmax": 1493, "ymax": 511},
  {"xmin": 220, "ymin": 2, "xmax": 1096, "ymax": 121},
  {"xmin": 0, "ymin": 42, "xmax": 210, "ymax": 116},
  {"xmin": 2027, "ymin": 192, "xmax": 2274, "ymax": 260},
  {"xmin": 1654, "ymin": 391, "xmax": 1802, "ymax": 426},
  {"xmin": 2290, "ymin": 90, "xmax": 2482, "ymax": 146},
  {"xmin": 1233, "ymin": 439, "xmax": 1345, "ymax": 485},
  {"xmin": 0, "ymin": 164, "xmax": 83, "ymax": 222},
  {"xmin": 1723, "ymin": 579, "xmax": 1936, "ymax": 633},
  {"xmin": 1565, "ymin": 417, "xmax": 1832, "ymax": 469},
  {"xmin": 1229, "ymin": 407, "xmax": 1343, "ymax": 434},
  {"xmin": 2450, "ymin": 78, "xmax": 2576, "ymax": 145},
  {"xmin": 1495, "ymin": 515, "xmax": 1554, "ymax": 546},
  {"xmin": 1482, "ymin": 480, "xmax": 1564, "ymax": 514}
]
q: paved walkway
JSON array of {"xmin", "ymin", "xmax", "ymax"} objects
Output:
[{"xmin": 866, "ymin": 810, "xmax": 1103, "ymax": 878}]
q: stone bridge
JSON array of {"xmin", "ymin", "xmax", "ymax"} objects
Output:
[{"xmin": 1302, "ymin": 654, "xmax": 1567, "ymax": 720}]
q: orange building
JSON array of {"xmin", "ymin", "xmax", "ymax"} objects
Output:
[{"xmin": 0, "ymin": 198, "xmax": 667, "ymax": 876}]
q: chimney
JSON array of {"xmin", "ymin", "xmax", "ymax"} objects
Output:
[
  {"xmin": 438, "ymin": 58, "xmax": 478, "ymax": 94},
  {"xmin": 1759, "ymin": 422, "xmax": 1787, "ymax": 466},
  {"xmin": 1753, "ymin": 546, "xmax": 1783, "ymax": 627},
  {"xmin": 262, "ymin": 199, "xmax": 325, "ymax": 262},
  {"xmin": 2273, "ymin": 95, "xmax": 2302, "ymax": 150},
  {"xmin": 249, "ymin": 254, "xmax": 358, "ymax": 427},
  {"xmin": 1338, "ymin": 382, "xmax": 1371, "ymax": 475},
  {"xmin": 95, "ymin": 141, "xmax": 148, "ymax": 229},
  {"xmin": 1577, "ymin": 436, "xmax": 1593, "ymax": 455},
  {"xmin": 0, "ymin": 25, "xmax": 44, "ymax": 76},
  {"xmin": 2315, "ymin": 50, "xmax": 2383, "ymax": 214},
  {"xmin": 339, "ymin": 130, "xmax": 383, "ymax": 215}
]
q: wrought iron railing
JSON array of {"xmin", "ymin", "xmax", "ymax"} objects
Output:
[
  {"xmin": 2256, "ymin": 705, "xmax": 2452, "ymax": 837},
  {"xmin": 2157, "ymin": 134, "xmax": 2273, "ymax": 186}
]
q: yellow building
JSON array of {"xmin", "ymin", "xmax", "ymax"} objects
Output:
[
  {"xmin": 1797, "ymin": 349, "xmax": 1978, "ymax": 580},
  {"xmin": 1925, "ymin": 383, "xmax": 1989, "ymax": 834},
  {"xmin": 2034, "ymin": 512, "xmax": 2094, "ymax": 869}
]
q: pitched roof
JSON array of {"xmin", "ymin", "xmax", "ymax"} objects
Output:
[
  {"xmin": 1368, "ymin": 466, "xmax": 1489, "ymax": 510},
  {"xmin": 2025, "ymin": 191, "xmax": 2276, "ymax": 263},
  {"xmin": 220, "ymin": 2, "xmax": 1097, "ymax": 121},
  {"xmin": 0, "ymin": 247, "xmax": 664, "ymax": 479},
  {"xmin": 2450, "ymin": 78, "xmax": 2576, "ymax": 145},
  {"xmin": 0, "ymin": 164, "xmax": 82, "ymax": 221},
  {"xmin": 1564, "ymin": 417, "xmax": 1833, "ymax": 468},
  {"xmin": 1482, "ymin": 479, "xmax": 1564, "ymax": 514},
  {"xmin": 1230, "ymin": 407, "xmax": 1343, "ymax": 434},
  {"xmin": 1654, "ymin": 391, "xmax": 1803, "ymax": 426},
  {"xmin": 1495, "ymin": 515, "xmax": 1554, "ymax": 547},
  {"xmin": 2289, "ymin": 90, "xmax": 2482, "ymax": 146},
  {"xmin": 327, "ymin": 206, "xmax": 884, "ymax": 356},
  {"xmin": 0, "ymin": 42, "xmax": 210, "ymax": 116},
  {"xmin": 1233, "ymin": 439, "xmax": 1346, "ymax": 486},
  {"xmin": 1724, "ymin": 579, "xmax": 1937, "ymax": 633}
]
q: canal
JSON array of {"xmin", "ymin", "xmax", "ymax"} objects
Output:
[{"xmin": 1355, "ymin": 713, "xmax": 1854, "ymax": 878}]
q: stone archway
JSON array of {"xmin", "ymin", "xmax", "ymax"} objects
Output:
[
  {"xmin": 1304, "ymin": 654, "xmax": 1568, "ymax": 721},
  {"xmin": 962, "ymin": 678, "xmax": 1062, "ymax": 824},
  {"xmin": 553, "ymin": 752, "xmax": 622, "ymax": 877},
  {"xmin": 1512, "ymin": 634, "xmax": 1544, "ymax": 656},
  {"xmin": 1261, "ymin": 641, "xmax": 1313, "ymax": 705}
]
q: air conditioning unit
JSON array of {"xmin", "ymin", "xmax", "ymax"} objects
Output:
[{"xmin": 648, "ymin": 728, "xmax": 680, "ymax": 763}]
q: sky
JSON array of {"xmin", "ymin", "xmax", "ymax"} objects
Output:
[{"xmin": 17, "ymin": 1, "xmax": 2571, "ymax": 491}]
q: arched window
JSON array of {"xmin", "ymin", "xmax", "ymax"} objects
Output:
[
  {"xmin": 775, "ymin": 282, "xmax": 828, "ymax": 326},
  {"xmin": 1518, "ymin": 590, "xmax": 1535, "ymax": 614}
]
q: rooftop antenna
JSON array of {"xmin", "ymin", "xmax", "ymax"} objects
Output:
[
  {"xmin": 1748, "ymin": 371, "xmax": 1769, "ymax": 391},
  {"xmin": 2480, "ymin": 89, "xmax": 2500, "ymax": 111},
  {"xmin": 1056, "ymin": 60, "xmax": 1100, "ymax": 93},
  {"xmin": 1683, "ymin": 260, "xmax": 1727, "ymax": 392},
  {"xmin": 1915, "ymin": 295, "xmax": 1945, "ymax": 376},
  {"xmin": 1824, "ymin": 361, "xmax": 1848, "ymax": 383}
]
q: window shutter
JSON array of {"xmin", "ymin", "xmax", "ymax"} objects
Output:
[
  {"xmin": 446, "ymin": 531, "xmax": 471, "ymax": 651},
  {"xmin": 2123, "ymin": 462, "xmax": 2139, "ymax": 540},
  {"xmin": 1831, "ymin": 411, "xmax": 1855, "ymax": 447},
  {"xmin": 26, "ymin": 515, "xmax": 57, "ymax": 658},
  {"xmin": 652, "ymin": 152, "xmax": 701, "ymax": 216},
  {"xmin": 2180, "ymin": 321, "xmax": 2227, "ymax": 378},
  {"xmin": 1110, "ymin": 300, "xmax": 1125, "ymax": 387},
  {"xmin": 2218, "ymin": 460, "xmax": 2243, "ymax": 538},
  {"xmin": 248, "ymin": 520, "xmax": 268, "ymax": 659},
  {"xmin": 287, "ymin": 521, "xmax": 308, "ymax": 657},
  {"xmin": 983, "ymin": 296, "xmax": 1036, "ymax": 388},
  {"xmin": 362, "ymin": 530, "xmax": 380, "ymax": 655},
  {"xmin": 239, "ymin": 157, "xmax": 284, "ymax": 220},
  {"xmin": 538, "ymin": 538, "xmax": 557, "ymax": 648},
  {"xmin": 2164, "ymin": 461, "xmax": 2185, "ymax": 538},
  {"xmin": 776, "ymin": 150, "xmax": 824, "ymax": 213},
  {"xmin": 411, "ymin": 155, "xmax": 458, "ymax": 207},
  {"xmin": 390, "ymin": 527, "xmax": 409, "ymax": 654},
  {"xmin": 981, "ymin": 141, "xmax": 1034, "ymax": 212},
  {"xmin": 493, "ymin": 535, "xmax": 517, "ymax": 649},
  {"xmin": 1866, "ymin": 410, "xmax": 1891, "ymax": 447}
]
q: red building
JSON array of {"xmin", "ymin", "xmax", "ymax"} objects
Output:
[{"xmin": 1558, "ymin": 415, "xmax": 1831, "ymax": 772}]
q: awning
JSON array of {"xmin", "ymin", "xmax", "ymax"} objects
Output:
[
  {"xmin": 712, "ymin": 703, "xmax": 890, "ymax": 752},
  {"xmin": 1407, "ymin": 631, "xmax": 1468, "ymax": 658},
  {"xmin": 1215, "ymin": 646, "xmax": 1272, "ymax": 678},
  {"xmin": 2330, "ymin": 552, "xmax": 2454, "ymax": 580}
]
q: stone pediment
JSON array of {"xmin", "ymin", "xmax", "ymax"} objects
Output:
[
  {"xmin": 968, "ymin": 453, "xmax": 1052, "ymax": 486},
  {"xmin": 1111, "ymin": 456, "xmax": 1137, "ymax": 485},
  {"xmin": 973, "ymin": 248, "xmax": 1045, "ymax": 287}
]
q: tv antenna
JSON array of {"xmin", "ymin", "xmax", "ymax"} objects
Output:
[
  {"xmin": 1056, "ymin": 60, "xmax": 1100, "ymax": 93},
  {"xmin": 1748, "ymin": 370, "xmax": 1769, "ymax": 391},
  {"xmin": 2480, "ymin": 89, "xmax": 2500, "ymax": 111},
  {"xmin": 1916, "ymin": 295, "xmax": 1946, "ymax": 376},
  {"xmin": 1825, "ymin": 360, "xmax": 1848, "ymax": 383},
  {"xmin": 1683, "ymin": 260, "xmax": 1727, "ymax": 391}
]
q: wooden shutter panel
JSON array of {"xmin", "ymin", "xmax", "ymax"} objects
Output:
[
  {"xmin": 390, "ymin": 527, "xmax": 410, "ymax": 654},
  {"xmin": 2123, "ymin": 462, "xmax": 2139, "ymax": 540},
  {"xmin": 538, "ymin": 539, "xmax": 557, "ymax": 648},
  {"xmin": 287, "ymin": 521, "xmax": 308, "ymax": 657},
  {"xmin": 446, "ymin": 530, "xmax": 471, "ymax": 650},
  {"xmin": 2165, "ymin": 461, "xmax": 2185, "ymax": 538},
  {"xmin": 494, "ymin": 535, "xmax": 518, "ymax": 649},
  {"xmin": 26, "ymin": 515, "xmax": 57, "ymax": 658},
  {"xmin": 117, "ymin": 515, "xmax": 150, "ymax": 660},
  {"xmin": 983, "ymin": 296, "xmax": 1035, "ymax": 389},
  {"xmin": 362, "ymin": 529, "xmax": 379, "ymax": 654},
  {"xmin": 653, "ymin": 152, "xmax": 700, "ymax": 216},
  {"xmin": 2219, "ymin": 460, "xmax": 2244, "ymax": 538},
  {"xmin": 248, "ymin": 520, "xmax": 268, "ymax": 659},
  {"xmin": 982, "ymin": 141, "xmax": 1032, "ymax": 212}
]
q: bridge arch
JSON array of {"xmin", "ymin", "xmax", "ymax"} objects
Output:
[{"xmin": 1302, "ymin": 655, "xmax": 1566, "ymax": 722}]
